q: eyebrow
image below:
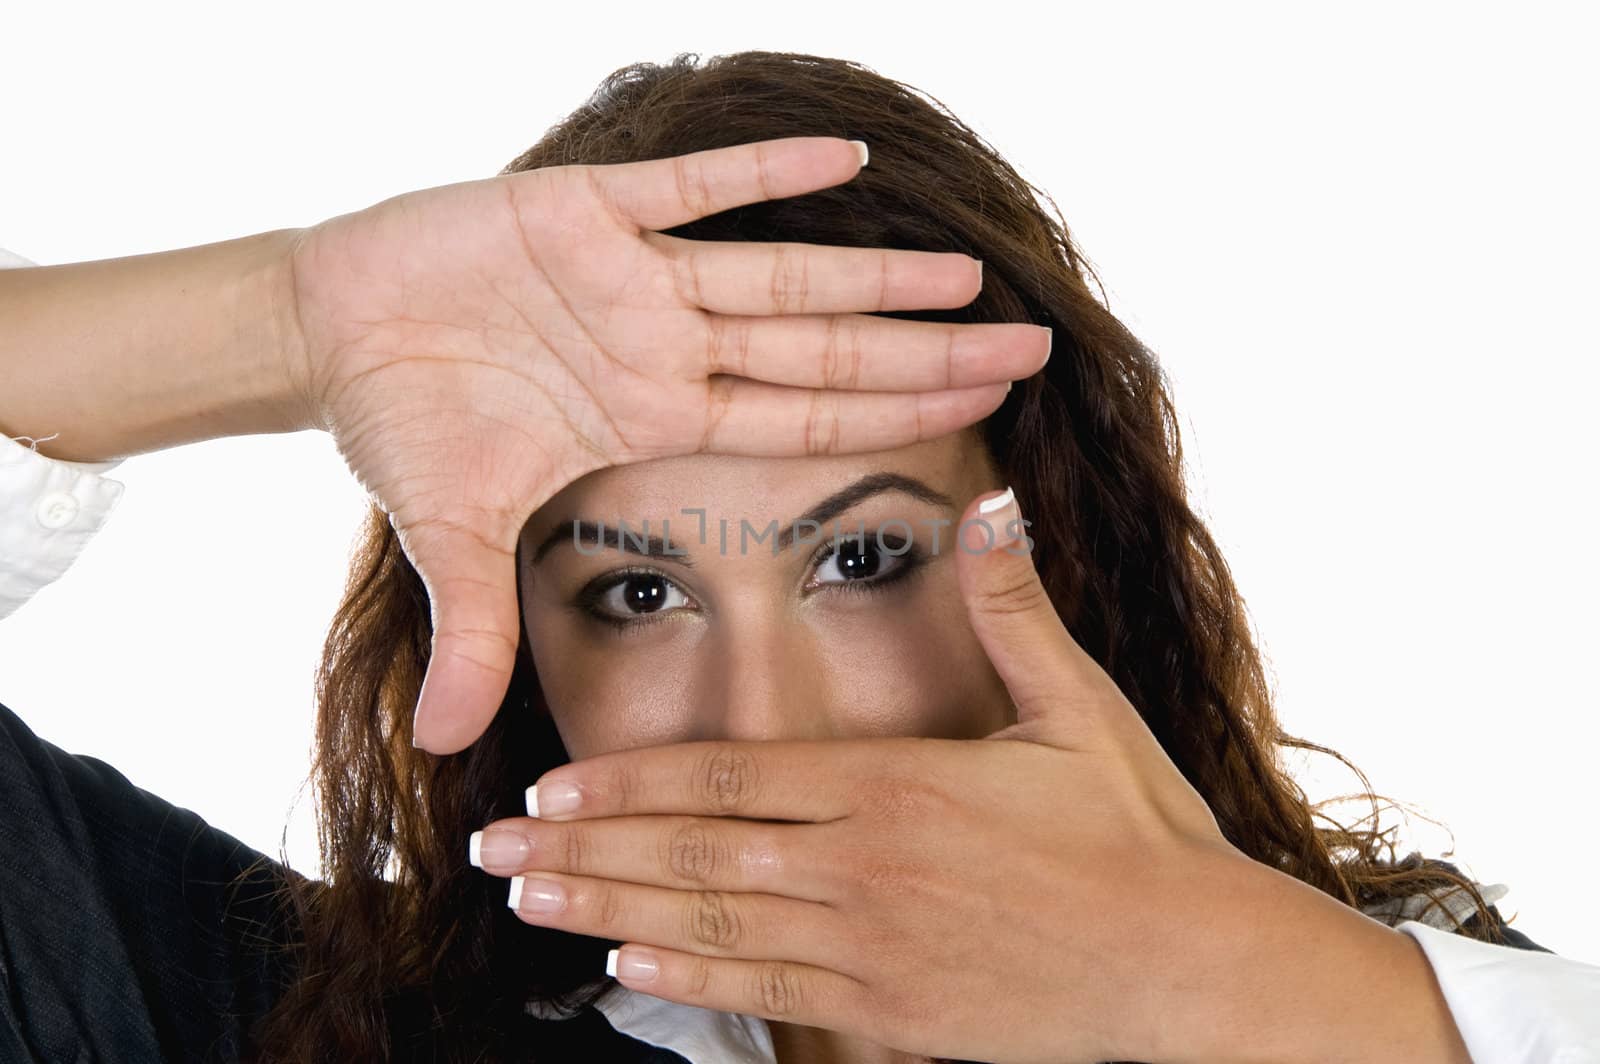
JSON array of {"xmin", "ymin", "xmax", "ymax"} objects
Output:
[{"xmin": 528, "ymin": 471, "xmax": 957, "ymax": 566}]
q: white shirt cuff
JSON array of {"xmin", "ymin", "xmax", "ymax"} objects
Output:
[
  {"xmin": 0, "ymin": 433, "xmax": 125, "ymax": 620},
  {"xmin": 1398, "ymin": 918, "xmax": 1600, "ymax": 1062}
]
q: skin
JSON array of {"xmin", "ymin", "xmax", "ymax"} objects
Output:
[
  {"xmin": 0, "ymin": 139, "xmax": 1471, "ymax": 1063},
  {"xmin": 517, "ymin": 429, "xmax": 1010, "ymax": 1064},
  {"xmin": 505, "ymin": 430, "xmax": 1475, "ymax": 1064}
]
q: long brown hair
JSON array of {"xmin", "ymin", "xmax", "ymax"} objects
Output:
[{"xmin": 241, "ymin": 50, "xmax": 1518, "ymax": 1063}]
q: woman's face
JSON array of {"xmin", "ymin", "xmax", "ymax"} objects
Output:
[{"xmin": 517, "ymin": 429, "xmax": 1017, "ymax": 761}]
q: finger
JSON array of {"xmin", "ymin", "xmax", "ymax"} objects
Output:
[
  {"xmin": 694, "ymin": 308, "xmax": 1051, "ymax": 392},
  {"xmin": 398, "ymin": 512, "xmax": 520, "ymax": 755},
  {"xmin": 954, "ymin": 486, "xmax": 1118, "ymax": 749},
  {"xmin": 524, "ymin": 739, "xmax": 879, "ymax": 822},
  {"xmin": 586, "ymin": 135, "xmax": 868, "ymax": 233},
  {"xmin": 602, "ymin": 942, "xmax": 868, "ymax": 1034},
  {"xmin": 697, "ymin": 376, "xmax": 1011, "ymax": 458},
  {"xmin": 506, "ymin": 870, "xmax": 849, "ymax": 970},
  {"xmin": 473, "ymin": 814, "xmax": 836, "ymax": 901},
  {"xmin": 642, "ymin": 231, "xmax": 984, "ymax": 318}
]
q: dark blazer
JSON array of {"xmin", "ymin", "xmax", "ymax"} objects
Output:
[{"xmin": 0, "ymin": 696, "xmax": 691, "ymax": 1063}]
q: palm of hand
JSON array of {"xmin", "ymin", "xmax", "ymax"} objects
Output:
[{"xmin": 287, "ymin": 166, "xmax": 713, "ymax": 551}]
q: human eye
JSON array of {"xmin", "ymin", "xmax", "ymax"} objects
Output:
[
  {"xmin": 806, "ymin": 532, "xmax": 923, "ymax": 595},
  {"xmin": 575, "ymin": 566, "xmax": 695, "ymax": 633}
]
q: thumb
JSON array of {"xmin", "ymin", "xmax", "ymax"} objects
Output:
[
  {"xmin": 954, "ymin": 486, "xmax": 1104, "ymax": 745},
  {"xmin": 395, "ymin": 513, "xmax": 521, "ymax": 755}
]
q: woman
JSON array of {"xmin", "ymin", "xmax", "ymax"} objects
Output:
[{"xmin": 3, "ymin": 50, "xmax": 1595, "ymax": 1064}]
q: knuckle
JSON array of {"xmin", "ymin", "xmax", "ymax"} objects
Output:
[
  {"xmin": 820, "ymin": 313, "xmax": 841, "ymax": 387},
  {"xmin": 754, "ymin": 961, "xmax": 804, "ymax": 1017},
  {"xmin": 801, "ymin": 390, "xmax": 842, "ymax": 457},
  {"xmin": 699, "ymin": 373, "xmax": 736, "ymax": 453},
  {"xmin": 674, "ymin": 246, "xmax": 707, "ymax": 308},
  {"xmin": 577, "ymin": 164, "xmax": 615, "ymax": 219},
  {"xmin": 560, "ymin": 825, "xmax": 590, "ymax": 875},
  {"xmin": 605, "ymin": 758, "xmax": 644, "ymax": 815},
  {"xmin": 802, "ymin": 390, "xmax": 824, "ymax": 457},
  {"xmin": 730, "ymin": 315, "xmax": 753, "ymax": 377},
  {"xmin": 701, "ymin": 311, "xmax": 723, "ymax": 373},
  {"xmin": 692, "ymin": 743, "xmax": 761, "ymax": 815},
  {"xmin": 845, "ymin": 319, "xmax": 864, "ymax": 390},
  {"xmin": 684, "ymin": 890, "xmax": 741, "ymax": 950},
  {"xmin": 821, "ymin": 399, "xmax": 842, "ymax": 455},
  {"xmin": 686, "ymin": 953, "xmax": 715, "ymax": 998},
  {"xmin": 735, "ymin": 317, "xmax": 754, "ymax": 377},
  {"xmin": 753, "ymin": 140, "xmax": 777, "ymax": 203},
  {"xmin": 590, "ymin": 883, "xmax": 624, "ymax": 933},
  {"xmin": 701, "ymin": 314, "xmax": 753, "ymax": 381},
  {"xmin": 977, "ymin": 570, "xmax": 1051, "ymax": 618},
  {"xmin": 673, "ymin": 153, "xmax": 714, "ymax": 219},
  {"xmin": 769, "ymin": 244, "xmax": 810, "ymax": 316},
  {"xmin": 662, "ymin": 821, "xmax": 723, "ymax": 884}
]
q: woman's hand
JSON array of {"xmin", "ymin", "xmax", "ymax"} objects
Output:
[
  {"xmin": 280, "ymin": 136, "xmax": 1051, "ymax": 755},
  {"xmin": 474, "ymin": 487, "xmax": 1461, "ymax": 1064},
  {"xmin": 469, "ymin": 488, "xmax": 1227, "ymax": 1063}
]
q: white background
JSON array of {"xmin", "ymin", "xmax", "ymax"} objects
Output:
[{"xmin": 2, "ymin": 1, "xmax": 1596, "ymax": 965}]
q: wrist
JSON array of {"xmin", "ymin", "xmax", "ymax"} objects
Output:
[
  {"xmin": 269, "ymin": 227, "xmax": 322, "ymax": 434},
  {"xmin": 200, "ymin": 226, "xmax": 318, "ymax": 439},
  {"xmin": 1151, "ymin": 849, "xmax": 1471, "ymax": 1064},
  {"xmin": 0, "ymin": 227, "xmax": 316, "ymax": 462}
]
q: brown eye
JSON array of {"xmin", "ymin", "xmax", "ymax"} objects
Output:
[
  {"xmin": 591, "ymin": 571, "xmax": 691, "ymax": 621},
  {"xmin": 811, "ymin": 535, "xmax": 911, "ymax": 587}
]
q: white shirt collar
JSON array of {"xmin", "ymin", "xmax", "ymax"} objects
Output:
[{"xmin": 528, "ymin": 986, "xmax": 776, "ymax": 1063}]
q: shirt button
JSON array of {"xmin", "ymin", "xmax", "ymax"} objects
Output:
[{"xmin": 36, "ymin": 491, "xmax": 80, "ymax": 529}]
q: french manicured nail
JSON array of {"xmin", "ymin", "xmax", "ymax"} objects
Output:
[
  {"xmin": 508, "ymin": 875, "xmax": 565, "ymax": 914},
  {"xmin": 849, "ymin": 139, "xmax": 868, "ymax": 167},
  {"xmin": 606, "ymin": 947, "xmax": 660, "ymax": 982},
  {"xmin": 978, "ymin": 485, "xmax": 1014, "ymax": 517},
  {"xmin": 978, "ymin": 486, "xmax": 1021, "ymax": 547},
  {"xmin": 469, "ymin": 829, "xmax": 529, "ymax": 870},
  {"xmin": 526, "ymin": 779, "xmax": 581, "ymax": 818}
]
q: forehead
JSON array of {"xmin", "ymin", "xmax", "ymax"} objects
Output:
[{"xmin": 520, "ymin": 428, "xmax": 994, "ymax": 547}]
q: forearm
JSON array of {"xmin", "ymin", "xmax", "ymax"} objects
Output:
[
  {"xmin": 0, "ymin": 229, "xmax": 312, "ymax": 463},
  {"xmin": 1158, "ymin": 850, "xmax": 1473, "ymax": 1064}
]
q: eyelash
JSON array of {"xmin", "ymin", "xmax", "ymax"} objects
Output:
[{"xmin": 574, "ymin": 535, "xmax": 924, "ymax": 635}]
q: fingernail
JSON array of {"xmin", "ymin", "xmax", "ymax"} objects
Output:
[
  {"xmin": 977, "ymin": 486, "xmax": 1022, "ymax": 548},
  {"xmin": 470, "ymin": 828, "xmax": 529, "ymax": 870},
  {"xmin": 849, "ymin": 139, "xmax": 869, "ymax": 167},
  {"xmin": 527, "ymin": 779, "xmax": 582, "ymax": 818},
  {"xmin": 508, "ymin": 875, "xmax": 565, "ymax": 914},
  {"xmin": 606, "ymin": 947, "xmax": 660, "ymax": 982},
  {"xmin": 978, "ymin": 485, "xmax": 1014, "ymax": 515}
]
